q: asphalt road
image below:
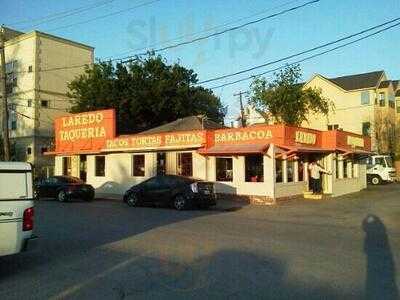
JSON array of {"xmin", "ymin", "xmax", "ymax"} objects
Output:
[{"xmin": 1, "ymin": 184, "xmax": 399, "ymax": 300}]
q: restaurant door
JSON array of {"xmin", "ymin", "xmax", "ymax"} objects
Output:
[
  {"xmin": 79, "ymin": 155, "xmax": 87, "ymax": 182},
  {"xmin": 157, "ymin": 152, "xmax": 167, "ymax": 175}
]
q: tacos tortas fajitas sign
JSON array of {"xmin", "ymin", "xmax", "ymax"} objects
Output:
[{"xmin": 105, "ymin": 131, "xmax": 206, "ymax": 150}]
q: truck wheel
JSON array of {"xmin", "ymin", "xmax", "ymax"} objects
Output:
[
  {"xmin": 371, "ymin": 176, "xmax": 382, "ymax": 185},
  {"xmin": 57, "ymin": 190, "xmax": 68, "ymax": 202}
]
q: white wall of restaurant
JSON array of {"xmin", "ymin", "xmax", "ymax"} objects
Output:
[{"xmin": 54, "ymin": 146, "xmax": 367, "ymax": 200}]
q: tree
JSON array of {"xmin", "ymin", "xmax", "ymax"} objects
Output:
[
  {"xmin": 374, "ymin": 110, "xmax": 395, "ymax": 154},
  {"xmin": 249, "ymin": 64, "xmax": 332, "ymax": 126},
  {"xmin": 68, "ymin": 55, "xmax": 226, "ymax": 133}
]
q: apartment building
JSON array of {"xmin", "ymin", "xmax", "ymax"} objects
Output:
[
  {"xmin": 304, "ymin": 71, "xmax": 398, "ymax": 154},
  {"xmin": 0, "ymin": 27, "xmax": 94, "ymax": 177},
  {"xmin": 240, "ymin": 71, "xmax": 399, "ymax": 154}
]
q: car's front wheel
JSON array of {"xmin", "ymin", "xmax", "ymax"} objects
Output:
[
  {"xmin": 173, "ymin": 195, "xmax": 187, "ymax": 211},
  {"xmin": 126, "ymin": 193, "xmax": 140, "ymax": 207},
  {"xmin": 57, "ymin": 190, "xmax": 68, "ymax": 202}
]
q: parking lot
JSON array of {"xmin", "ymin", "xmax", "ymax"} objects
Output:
[{"xmin": 1, "ymin": 184, "xmax": 399, "ymax": 300}]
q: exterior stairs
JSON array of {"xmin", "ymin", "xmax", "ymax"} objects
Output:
[{"xmin": 303, "ymin": 191, "xmax": 323, "ymax": 200}]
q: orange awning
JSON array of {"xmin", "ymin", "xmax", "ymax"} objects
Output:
[{"xmin": 198, "ymin": 144, "xmax": 269, "ymax": 156}]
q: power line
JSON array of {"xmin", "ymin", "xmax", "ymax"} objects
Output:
[
  {"xmin": 199, "ymin": 16, "xmax": 400, "ymax": 85},
  {"xmin": 208, "ymin": 20, "xmax": 400, "ymax": 90},
  {"xmin": 6, "ymin": 16, "xmax": 400, "ymax": 92},
  {"xmin": 44, "ymin": 0, "xmax": 162, "ymax": 33},
  {"xmin": 8, "ymin": 0, "xmax": 117, "ymax": 29},
  {"xmin": 117, "ymin": 0, "xmax": 321, "ymax": 62},
  {"xmin": 10, "ymin": 109, "xmax": 53, "ymax": 125},
  {"xmin": 103, "ymin": 0, "xmax": 302, "ymax": 59},
  {"xmin": 10, "ymin": 102, "xmax": 71, "ymax": 112}
]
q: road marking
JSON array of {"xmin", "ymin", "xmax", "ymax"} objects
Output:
[{"xmin": 49, "ymin": 256, "xmax": 142, "ymax": 300}]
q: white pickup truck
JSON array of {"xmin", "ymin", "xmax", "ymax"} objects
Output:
[{"xmin": 0, "ymin": 162, "xmax": 37, "ymax": 256}]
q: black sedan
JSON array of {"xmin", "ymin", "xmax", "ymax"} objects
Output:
[
  {"xmin": 35, "ymin": 176, "xmax": 95, "ymax": 202},
  {"xmin": 123, "ymin": 175, "xmax": 216, "ymax": 210}
]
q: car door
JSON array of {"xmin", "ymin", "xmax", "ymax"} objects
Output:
[
  {"xmin": 38, "ymin": 178, "xmax": 52, "ymax": 197},
  {"xmin": 46, "ymin": 177, "xmax": 63, "ymax": 198},
  {"xmin": 142, "ymin": 176, "xmax": 173, "ymax": 204}
]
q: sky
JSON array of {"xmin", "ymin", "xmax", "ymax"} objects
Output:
[{"xmin": 1, "ymin": 0, "xmax": 400, "ymax": 120}]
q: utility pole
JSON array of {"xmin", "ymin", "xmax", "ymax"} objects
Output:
[
  {"xmin": 0, "ymin": 26, "xmax": 11, "ymax": 161},
  {"xmin": 234, "ymin": 91, "xmax": 248, "ymax": 127}
]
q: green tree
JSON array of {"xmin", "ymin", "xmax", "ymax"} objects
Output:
[
  {"xmin": 249, "ymin": 64, "xmax": 332, "ymax": 126},
  {"xmin": 68, "ymin": 55, "xmax": 226, "ymax": 133}
]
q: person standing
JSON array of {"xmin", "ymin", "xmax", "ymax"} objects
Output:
[{"xmin": 308, "ymin": 160, "xmax": 331, "ymax": 194}]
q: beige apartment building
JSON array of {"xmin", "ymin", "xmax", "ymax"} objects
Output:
[
  {"xmin": 304, "ymin": 71, "xmax": 399, "ymax": 154},
  {"xmin": 241, "ymin": 71, "xmax": 399, "ymax": 155},
  {"xmin": 0, "ymin": 27, "xmax": 94, "ymax": 177}
]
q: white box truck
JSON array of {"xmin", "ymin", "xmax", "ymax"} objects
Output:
[
  {"xmin": 366, "ymin": 155, "xmax": 397, "ymax": 185},
  {"xmin": 0, "ymin": 162, "xmax": 37, "ymax": 256}
]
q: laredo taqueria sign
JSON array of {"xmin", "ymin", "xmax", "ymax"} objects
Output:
[
  {"xmin": 54, "ymin": 109, "xmax": 116, "ymax": 153},
  {"xmin": 105, "ymin": 131, "xmax": 206, "ymax": 151}
]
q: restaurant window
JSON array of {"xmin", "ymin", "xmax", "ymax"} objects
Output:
[
  {"xmin": 216, "ymin": 157, "xmax": 233, "ymax": 182},
  {"xmin": 343, "ymin": 160, "xmax": 348, "ymax": 178},
  {"xmin": 298, "ymin": 160, "xmax": 305, "ymax": 181},
  {"xmin": 177, "ymin": 152, "xmax": 193, "ymax": 177},
  {"xmin": 245, "ymin": 155, "xmax": 263, "ymax": 182},
  {"xmin": 95, "ymin": 156, "xmax": 105, "ymax": 177},
  {"xmin": 62, "ymin": 157, "xmax": 72, "ymax": 176},
  {"xmin": 275, "ymin": 159, "xmax": 283, "ymax": 183},
  {"xmin": 132, "ymin": 155, "xmax": 145, "ymax": 177},
  {"xmin": 336, "ymin": 158, "xmax": 340, "ymax": 179},
  {"xmin": 287, "ymin": 160, "xmax": 294, "ymax": 182}
]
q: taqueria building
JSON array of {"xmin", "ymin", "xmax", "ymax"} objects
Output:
[{"xmin": 48, "ymin": 109, "xmax": 371, "ymax": 204}]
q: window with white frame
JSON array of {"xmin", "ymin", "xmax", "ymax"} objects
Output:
[
  {"xmin": 287, "ymin": 160, "xmax": 294, "ymax": 182},
  {"xmin": 132, "ymin": 155, "xmax": 145, "ymax": 177},
  {"xmin": 275, "ymin": 159, "xmax": 283, "ymax": 183},
  {"xmin": 245, "ymin": 155, "xmax": 263, "ymax": 182},
  {"xmin": 361, "ymin": 91, "xmax": 370, "ymax": 105},
  {"xmin": 379, "ymin": 92, "xmax": 386, "ymax": 106},
  {"xmin": 327, "ymin": 124, "xmax": 339, "ymax": 130},
  {"xmin": 177, "ymin": 152, "xmax": 193, "ymax": 177},
  {"xmin": 216, "ymin": 157, "xmax": 233, "ymax": 182},
  {"xmin": 95, "ymin": 156, "xmax": 105, "ymax": 177}
]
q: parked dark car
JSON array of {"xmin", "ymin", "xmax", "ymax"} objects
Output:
[
  {"xmin": 123, "ymin": 175, "xmax": 216, "ymax": 210},
  {"xmin": 34, "ymin": 176, "xmax": 95, "ymax": 202}
]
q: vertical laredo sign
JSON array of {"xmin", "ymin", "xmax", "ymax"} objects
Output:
[{"xmin": 54, "ymin": 109, "xmax": 116, "ymax": 153}]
